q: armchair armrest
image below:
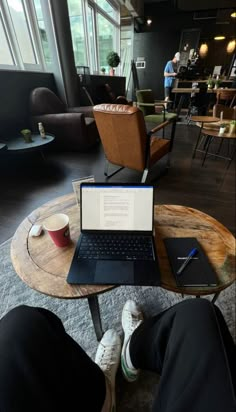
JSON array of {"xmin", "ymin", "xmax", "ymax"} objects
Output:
[
  {"xmin": 31, "ymin": 113, "xmax": 92, "ymax": 150},
  {"xmin": 138, "ymin": 102, "xmax": 165, "ymax": 118},
  {"xmin": 149, "ymin": 118, "xmax": 177, "ymax": 152},
  {"xmin": 67, "ymin": 106, "xmax": 94, "ymax": 118},
  {"xmin": 137, "ymin": 102, "xmax": 156, "ymax": 107},
  {"xmin": 149, "ymin": 120, "xmax": 170, "ymax": 135}
]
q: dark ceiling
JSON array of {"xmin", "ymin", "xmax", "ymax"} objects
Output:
[{"xmin": 143, "ymin": 0, "xmax": 236, "ymax": 10}]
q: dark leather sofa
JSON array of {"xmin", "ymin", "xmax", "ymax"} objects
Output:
[{"xmin": 30, "ymin": 87, "xmax": 100, "ymax": 151}]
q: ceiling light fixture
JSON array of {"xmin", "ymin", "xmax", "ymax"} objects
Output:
[
  {"xmin": 214, "ymin": 35, "xmax": 226, "ymax": 40},
  {"xmin": 199, "ymin": 43, "xmax": 208, "ymax": 58},
  {"xmin": 230, "ymin": 12, "xmax": 236, "ymax": 18},
  {"xmin": 227, "ymin": 39, "xmax": 236, "ymax": 53}
]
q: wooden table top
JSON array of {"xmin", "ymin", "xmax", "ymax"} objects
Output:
[
  {"xmin": 7, "ymin": 133, "xmax": 54, "ymax": 151},
  {"xmin": 11, "ymin": 193, "xmax": 236, "ymax": 298},
  {"xmin": 173, "ymin": 88, "xmax": 236, "ymax": 94},
  {"xmin": 201, "ymin": 128, "xmax": 236, "ymax": 139},
  {"xmin": 190, "ymin": 116, "xmax": 220, "ymax": 123}
]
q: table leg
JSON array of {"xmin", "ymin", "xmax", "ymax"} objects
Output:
[
  {"xmin": 202, "ymin": 135, "xmax": 212, "ymax": 166},
  {"xmin": 192, "ymin": 123, "xmax": 203, "ymax": 158},
  {"xmin": 176, "ymin": 94, "xmax": 186, "ymax": 118},
  {"xmin": 211, "ymin": 291, "xmax": 221, "ymax": 303},
  {"xmin": 87, "ymin": 295, "xmax": 104, "ymax": 341},
  {"xmin": 195, "ymin": 294, "xmax": 220, "ymax": 303},
  {"xmin": 40, "ymin": 150, "xmax": 46, "ymax": 161},
  {"xmin": 226, "ymin": 143, "xmax": 236, "ymax": 169}
]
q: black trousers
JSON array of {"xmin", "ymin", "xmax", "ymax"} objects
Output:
[{"xmin": 0, "ymin": 299, "xmax": 235, "ymax": 412}]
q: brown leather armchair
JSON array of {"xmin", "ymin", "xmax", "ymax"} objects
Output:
[
  {"xmin": 29, "ymin": 87, "xmax": 99, "ymax": 151},
  {"xmin": 93, "ymin": 104, "xmax": 176, "ymax": 182}
]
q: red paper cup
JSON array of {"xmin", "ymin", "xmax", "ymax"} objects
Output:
[{"xmin": 43, "ymin": 213, "xmax": 71, "ymax": 247}]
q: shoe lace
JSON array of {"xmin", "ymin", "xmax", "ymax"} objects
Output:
[
  {"xmin": 98, "ymin": 345, "xmax": 117, "ymax": 376},
  {"xmin": 127, "ymin": 312, "xmax": 142, "ymax": 334}
]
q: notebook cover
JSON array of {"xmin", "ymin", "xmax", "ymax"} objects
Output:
[{"xmin": 164, "ymin": 237, "xmax": 218, "ymax": 287}]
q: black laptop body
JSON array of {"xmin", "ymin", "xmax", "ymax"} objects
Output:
[{"xmin": 67, "ymin": 183, "xmax": 161, "ymax": 286}]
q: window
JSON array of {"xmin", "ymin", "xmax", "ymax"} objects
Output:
[
  {"xmin": 67, "ymin": 0, "xmax": 120, "ymax": 74},
  {"xmin": 67, "ymin": 0, "xmax": 87, "ymax": 67},
  {"xmin": 97, "ymin": 13, "xmax": 114, "ymax": 72},
  {"xmin": 86, "ymin": 4, "xmax": 96, "ymax": 73},
  {"xmin": 33, "ymin": 0, "xmax": 52, "ymax": 66},
  {"xmin": 0, "ymin": 0, "xmax": 50, "ymax": 71},
  {"xmin": 7, "ymin": 0, "xmax": 36, "ymax": 64},
  {"xmin": 0, "ymin": 0, "xmax": 120, "ymax": 74},
  {"xmin": 95, "ymin": 0, "xmax": 117, "ymax": 20},
  {"xmin": 0, "ymin": 11, "xmax": 14, "ymax": 65}
]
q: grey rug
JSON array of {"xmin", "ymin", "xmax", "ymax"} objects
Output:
[{"xmin": 0, "ymin": 238, "xmax": 235, "ymax": 411}]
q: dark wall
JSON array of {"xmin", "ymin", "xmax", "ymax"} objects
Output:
[
  {"xmin": 133, "ymin": 32, "xmax": 179, "ymax": 99},
  {"xmin": 0, "ymin": 70, "xmax": 56, "ymax": 139},
  {"xmin": 133, "ymin": 1, "xmax": 235, "ymax": 99}
]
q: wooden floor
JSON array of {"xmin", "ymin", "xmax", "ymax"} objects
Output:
[{"xmin": 0, "ymin": 120, "xmax": 235, "ymax": 244}]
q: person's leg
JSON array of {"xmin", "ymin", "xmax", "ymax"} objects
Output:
[
  {"xmin": 164, "ymin": 87, "xmax": 171, "ymax": 101},
  {"xmin": 164, "ymin": 87, "xmax": 173, "ymax": 111},
  {"xmin": 0, "ymin": 305, "xmax": 120, "ymax": 412},
  {"xmin": 122, "ymin": 299, "xmax": 235, "ymax": 412}
]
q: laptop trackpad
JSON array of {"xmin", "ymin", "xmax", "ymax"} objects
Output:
[{"xmin": 95, "ymin": 261, "xmax": 134, "ymax": 284}]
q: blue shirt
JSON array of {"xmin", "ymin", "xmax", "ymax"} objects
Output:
[{"xmin": 164, "ymin": 60, "xmax": 176, "ymax": 88}]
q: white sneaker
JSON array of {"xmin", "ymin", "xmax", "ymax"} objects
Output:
[
  {"xmin": 95, "ymin": 329, "xmax": 121, "ymax": 412},
  {"xmin": 121, "ymin": 300, "xmax": 143, "ymax": 382}
]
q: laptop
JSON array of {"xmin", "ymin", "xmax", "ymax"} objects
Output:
[{"xmin": 67, "ymin": 183, "xmax": 160, "ymax": 286}]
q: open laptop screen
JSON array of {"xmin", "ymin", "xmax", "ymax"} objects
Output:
[{"xmin": 81, "ymin": 184, "xmax": 154, "ymax": 232}]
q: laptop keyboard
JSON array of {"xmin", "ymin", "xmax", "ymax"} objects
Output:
[{"xmin": 78, "ymin": 234, "xmax": 154, "ymax": 261}]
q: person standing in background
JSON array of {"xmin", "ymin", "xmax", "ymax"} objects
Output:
[{"xmin": 164, "ymin": 52, "xmax": 180, "ymax": 108}]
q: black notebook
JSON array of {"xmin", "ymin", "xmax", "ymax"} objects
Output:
[{"xmin": 164, "ymin": 237, "xmax": 218, "ymax": 287}]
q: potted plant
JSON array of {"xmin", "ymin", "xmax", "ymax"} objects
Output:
[
  {"xmin": 214, "ymin": 79, "xmax": 221, "ymax": 89},
  {"xmin": 20, "ymin": 128, "xmax": 33, "ymax": 143},
  {"xmin": 207, "ymin": 77, "xmax": 214, "ymax": 89},
  {"xmin": 219, "ymin": 123, "xmax": 227, "ymax": 134},
  {"xmin": 229, "ymin": 120, "xmax": 236, "ymax": 134},
  {"xmin": 101, "ymin": 67, "xmax": 106, "ymax": 75},
  {"xmin": 106, "ymin": 51, "xmax": 120, "ymax": 76}
]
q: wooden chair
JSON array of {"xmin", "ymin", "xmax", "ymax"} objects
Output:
[
  {"xmin": 216, "ymin": 90, "xmax": 236, "ymax": 107},
  {"xmin": 93, "ymin": 104, "xmax": 176, "ymax": 182},
  {"xmin": 213, "ymin": 104, "xmax": 236, "ymax": 120}
]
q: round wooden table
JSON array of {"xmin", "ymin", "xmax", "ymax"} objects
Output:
[
  {"xmin": 191, "ymin": 115, "xmax": 220, "ymax": 124},
  {"xmin": 11, "ymin": 194, "xmax": 236, "ymax": 339}
]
